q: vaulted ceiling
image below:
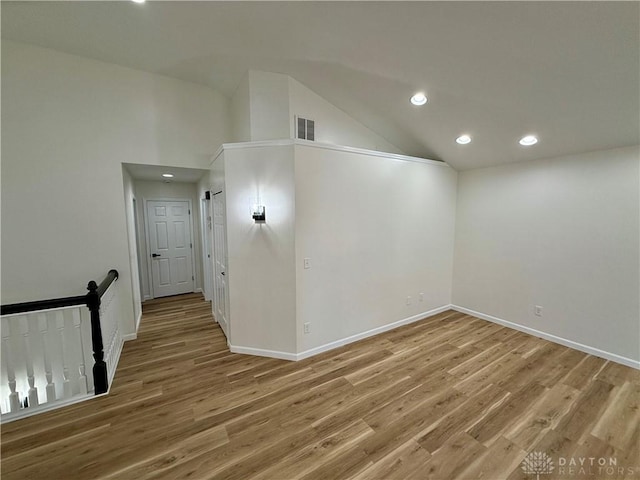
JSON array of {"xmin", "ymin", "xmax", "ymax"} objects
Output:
[{"xmin": 2, "ymin": 1, "xmax": 638, "ymax": 170}]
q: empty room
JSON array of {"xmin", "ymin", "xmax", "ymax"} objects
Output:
[{"xmin": 1, "ymin": 2, "xmax": 638, "ymax": 480}]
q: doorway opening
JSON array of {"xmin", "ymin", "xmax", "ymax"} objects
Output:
[{"xmin": 122, "ymin": 163, "xmax": 210, "ymax": 309}]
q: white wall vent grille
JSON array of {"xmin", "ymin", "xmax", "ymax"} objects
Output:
[{"xmin": 296, "ymin": 117, "xmax": 315, "ymax": 141}]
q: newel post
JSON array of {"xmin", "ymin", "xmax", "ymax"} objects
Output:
[{"xmin": 87, "ymin": 281, "xmax": 108, "ymax": 394}]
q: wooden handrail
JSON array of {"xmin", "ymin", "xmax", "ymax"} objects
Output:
[
  {"xmin": 0, "ymin": 270, "xmax": 119, "ymax": 316},
  {"xmin": 0, "ymin": 270, "xmax": 119, "ymax": 315},
  {"xmin": 0, "ymin": 295, "xmax": 86, "ymax": 316},
  {"xmin": 96, "ymin": 269, "xmax": 119, "ymax": 298}
]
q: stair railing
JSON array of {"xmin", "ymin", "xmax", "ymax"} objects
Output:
[{"xmin": 0, "ymin": 269, "xmax": 120, "ymax": 421}]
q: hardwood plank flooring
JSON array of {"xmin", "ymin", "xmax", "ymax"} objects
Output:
[{"xmin": 2, "ymin": 293, "xmax": 639, "ymax": 479}]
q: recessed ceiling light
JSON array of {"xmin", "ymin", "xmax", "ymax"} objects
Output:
[
  {"xmin": 162, "ymin": 173, "xmax": 174, "ymax": 178},
  {"xmin": 410, "ymin": 92, "xmax": 427, "ymax": 106},
  {"xmin": 131, "ymin": 0, "xmax": 146, "ymax": 3},
  {"xmin": 456, "ymin": 135, "xmax": 472, "ymax": 145},
  {"xmin": 519, "ymin": 135, "xmax": 538, "ymax": 146}
]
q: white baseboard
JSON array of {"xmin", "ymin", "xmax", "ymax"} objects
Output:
[
  {"xmin": 229, "ymin": 305, "xmax": 451, "ymax": 362},
  {"xmin": 296, "ymin": 305, "xmax": 452, "ymax": 361},
  {"xmin": 227, "ymin": 305, "xmax": 639, "ymax": 369},
  {"xmin": 1, "ymin": 392, "xmax": 99, "ymax": 424},
  {"xmin": 229, "ymin": 344, "xmax": 297, "ymax": 361},
  {"xmin": 195, "ymin": 288, "xmax": 203, "ymax": 293},
  {"xmin": 451, "ymin": 305, "xmax": 640, "ymax": 370}
]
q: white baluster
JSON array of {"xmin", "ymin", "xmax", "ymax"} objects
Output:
[
  {"xmin": 38, "ymin": 313, "xmax": 57, "ymax": 403},
  {"xmin": 2, "ymin": 320, "xmax": 21, "ymax": 412},
  {"xmin": 20, "ymin": 316, "xmax": 39, "ymax": 408},
  {"xmin": 55, "ymin": 311, "xmax": 73, "ymax": 399},
  {"xmin": 72, "ymin": 308, "xmax": 88, "ymax": 395}
]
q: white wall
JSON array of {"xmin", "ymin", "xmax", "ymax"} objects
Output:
[
  {"xmin": 216, "ymin": 141, "xmax": 456, "ymax": 358},
  {"xmin": 223, "ymin": 145, "xmax": 297, "ymax": 355},
  {"xmin": 1, "ymin": 41, "xmax": 230, "ymax": 336},
  {"xmin": 231, "ymin": 70, "xmax": 405, "ymax": 155},
  {"xmin": 288, "ymin": 77, "xmax": 404, "ymax": 155},
  {"xmin": 230, "ymin": 72, "xmax": 251, "ymax": 143},
  {"xmin": 453, "ymin": 146, "xmax": 640, "ymax": 364},
  {"xmin": 249, "ymin": 71, "xmax": 291, "ymax": 141},
  {"xmin": 134, "ymin": 180, "xmax": 204, "ymax": 300},
  {"xmin": 294, "ymin": 144, "xmax": 457, "ymax": 353},
  {"xmin": 208, "ymin": 149, "xmax": 227, "ymax": 196}
]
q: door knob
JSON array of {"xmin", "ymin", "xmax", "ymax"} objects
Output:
[{"xmin": 151, "ymin": 253, "xmax": 161, "ymax": 258}]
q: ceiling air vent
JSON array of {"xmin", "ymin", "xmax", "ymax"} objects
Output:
[{"xmin": 296, "ymin": 116, "xmax": 315, "ymax": 141}]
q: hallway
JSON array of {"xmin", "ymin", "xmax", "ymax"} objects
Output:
[{"xmin": 1, "ymin": 294, "xmax": 638, "ymax": 479}]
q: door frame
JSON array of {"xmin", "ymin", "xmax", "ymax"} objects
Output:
[
  {"xmin": 131, "ymin": 196, "xmax": 144, "ymax": 326},
  {"xmin": 143, "ymin": 197, "xmax": 197, "ymax": 300},
  {"xmin": 200, "ymin": 194, "xmax": 214, "ymax": 302}
]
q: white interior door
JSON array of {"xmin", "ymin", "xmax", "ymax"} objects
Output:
[
  {"xmin": 147, "ymin": 200, "xmax": 194, "ymax": 298},
  {"xmin": 212, "ymin": 192, "xmax": 229, "ymax": 338}
]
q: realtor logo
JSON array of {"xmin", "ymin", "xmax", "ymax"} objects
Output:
[{"xmin": 521, "ymin": 451, "xmax": 555, "ymax": 480}]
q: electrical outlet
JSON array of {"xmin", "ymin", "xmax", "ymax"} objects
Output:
[
  {"xmin": 304, "ymin": 322, "xmax": 311, "ymax": 334},
  {"xmin": 534, "ymin": 305, "xmax": 543, "ymax": 317},
  {"xmin": 419, "ymin": 293, "xmax": 424, "ymax": 302},
  {"xmin": 406, "ymin": 296, "xmax": 412, "ymax": 306},
  {"xmin": 303, "ymin": 258, "xmax": 311, "ymax": 269}
]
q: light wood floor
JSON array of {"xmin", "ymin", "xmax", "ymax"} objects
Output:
[{"xmin": 2, "ymin": 294, "xmax": 639, "ymax": 480}]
